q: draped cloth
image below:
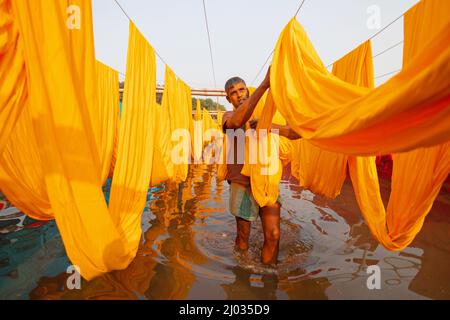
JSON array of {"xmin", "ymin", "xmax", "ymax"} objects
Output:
[
  {"xmin": 8, "ymin": 0, "xmax": 158, "ymax": 279},
  {"xmin": 95, "ymin": 60, "xmax": 119, "ymax": 184},
  {"xmin": 0, "ymin": 0, "xmax": 27, "ymax": 155},
  {"xmin": 267, "ymin": 0, "xmax": 450, "ymax": 250},
  {"xmin": 348, "ymin": 0, "xmax": 450, "ymax": 250},
  {"xmin": 240, "ymin": 89, "xmax": 291, "ymax": 207},
  {"xmin": 192, "ymin": 99, "xmax": 203, "ymax": 163},
  {"xmin": 290, "ymin": 41, "xmax": 374, "ymax": 199},
  {"xmin": 11, "ymin": 0, "xmax": 121, "ymax": 279},
  {"xmin": 270, "ymin": 9, "xmax": 450, "ymax": 156},
  {"xmin": 150, "ymin": 102, "xmax": 170, "ymax": 186},
  {"xmin": 161, "ymin": 66, "xmax": 191, "ymax": 183},
  {"xmin": 0, "ymin": 105, "xmax": 52, "ymax": 220},
  {"xmin": 108, "ymin": 21, "xmax": 157, "ymax": 260},
  {"xmin": 202, "ymin": 108, "xmax": 215, "ymax": 144}
]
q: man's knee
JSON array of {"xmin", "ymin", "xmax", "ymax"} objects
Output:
[
  {"xmin": 263, "ymin": 202, "xmax": 281, "ymax": 212},
  {"xmin": 264, "ymin": 227, "xmax": 280, "ymax": 243}
]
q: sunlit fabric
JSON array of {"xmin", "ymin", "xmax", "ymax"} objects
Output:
[
  {"xmin": 0, "ymin": 106, "xmax": 52, "ymax": 220},
  {"xmin": 162, "ymin": 66, "xmax": 191, "ymax": 183},
  {"xmin": 174, "ymin": 79, "xmax": 191, "ymax": 182},
  {"xmin": 11, "ymin": 0, "xmax": 126, "ymax": 279},
  {"xmin": 290, "ymin": 41, "xmax": 373, "ymax": 199},
  {"xmin": 265, "ymin": 0, "xmax": 450, "ymax": 250},
  {"xmin": 95, "ymin": 60, "xmax": 119, "ymax": 184},
  {"xmin": 217, "ymin": 87, "xmax": 289, "ymax": 206},
  {"xmin": 217, "ymin": 109, "xmax": 223, "ymax": 133},
  {"xmin": 150, "ymin": 102, "xmax": 170, "ymax": 186},
  {"xmin": 192, "ymin": 99, "xmax": 203, "ymax": 163},
  {"xmin": 202, "ymin": 108, "xmax": 214, "ymax": 144},
  {"xmin": 9, "ymin": 0, "xmax": 159, "ymax": 279},
  {"xmin": 348, "ymin": 0, "xmax": 450, "ymax": 250},
  {"xmin": 270, "ymin": 13, "xmax": 450, "ymax": 155},
  {"xmin": 195, "ymin": 99, "xmax": 202, "ymax": 121},
  {"xmin": 108, "ymin": 21, "xmax": 157, "ymax": 262},
  {"xmin": 0, "ymin": 0, "xmax": 27, "ymax": 155},
  {"xmin": 242, "ymin": 90, "xmax": 291, "ymax": 207}
]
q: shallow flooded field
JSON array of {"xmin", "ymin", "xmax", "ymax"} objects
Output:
[{"xmin": 1, "ymin": 164, "xmax": 449, "ymax": 300}]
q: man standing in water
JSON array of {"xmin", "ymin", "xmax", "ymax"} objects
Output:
[{"xmin": 221, "ymin": 68, "xmax": 301, "ymax": 264}]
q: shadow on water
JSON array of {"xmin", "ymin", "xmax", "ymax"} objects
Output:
[{"xmin": 0, "ymin": 164, "xmax": 449, "ymax": 299}]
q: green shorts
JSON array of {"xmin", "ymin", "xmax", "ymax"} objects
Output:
[{"xmin": 229, "ymin": 183, "xmax": 282, "ymax": 222}]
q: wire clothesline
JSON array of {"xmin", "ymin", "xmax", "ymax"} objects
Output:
[
  {"xmin": 252, "ymin": 3, "xmax": 410, "ymax": 85},
  {"xmin": 113, "ymin": 0, "xmax": 188, "ymax": 85},
  {"xmin": 250, "ymin": 0, "xmax": 307, "ymax": 85},
  {"xmin": 114, "ymin": 0, "xmax": 170, "ymax": 67},
  {"xmin": 373, "ymin": 40, "xmax": 403, "ymax": 59},
  {"xmin": 202, "ymin": 0, "xmax": 217, "ymax": 90},
  {"xmin": 374, "ymin": 69, "xmax": 401, "ymax": 79},
  {"xmin": 325, "ymin": 10, "xmax": 408, "ymax": 68},
  {"xmin": 201, "ymin": 0, "xmax": 221, "ymax": 106},
  {"xmin": 114, "ymin": 0, "xmax": 222, "ymax": 100},
  {"xmin": 115, "ymin": 0, "xmax": 405, "ymax": 88}
]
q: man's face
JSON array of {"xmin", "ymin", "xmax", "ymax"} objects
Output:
[{"xmin": 226, "ymin": 81, "xmax": 250, "ymax": 109}]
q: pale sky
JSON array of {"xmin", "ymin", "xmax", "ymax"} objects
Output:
[{"xmin": 92, "ymin": 0, "xmax": 419, "ymax": 109}]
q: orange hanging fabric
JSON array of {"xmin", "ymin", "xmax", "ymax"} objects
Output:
[
  {"xmin": 192, "ymin": 99, "xmax": 203, "ymax": 163},
  {"xmin": 150, "ymin": 102, "xmax": 170, "ymax": 186},
  {"xmin": 0, "ymin": 0, "xmax": 27, "ymax": 155},
  {"xmin": 348, "ymin": 0, "xmax": 450, "ymax": 251},
  {"xmin": 95, "ymin": 60, "xmax": 119, "ymax": 184},
  {"xmin": 12, "ymin": 0, "xmax": 126, "ymax": 279},
  {"xmin": 290, "ymin": 40, "xmax": 374, "ymax": 199},
  {"xmin": 10, "ymin": 1, "xmax": 158, "ymax": 279},
  {"xmin": 270, "ymin": 8, "xmax": 450, "ymax": 155},
  {"xmin": 108, "ymin": 21, "xmax": 157, "ymax": 257},
  {"xmin": 174, "ymin": 79, "xmax": 191, "ymax": 181},
  {"xmin": 0, "ymin": 105, "xmax": 52, "ymax": 220},
  {"xmin": 241, "ymin": 90, "xmax": 291, "ymax": 206}
]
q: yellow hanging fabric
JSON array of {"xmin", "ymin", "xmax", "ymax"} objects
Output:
[
  {"xmin": 192, "ymin": 99, "xmax": 203, "ymax": 163},
  {"xmin": 150, "ymin": 102, "xmax": 170, "ymax": 186},
  {"xmin": 290, "ymin": 40, "xmax": 374, "ymax": 199},
  {"xmin": 174, "ymin": 79, "xmax": 191, "ymax": 181},
  {"xmin": 241, "ymin": 90, "xmax": 291, "ymax": 206},
  {"xmin": 185, "ymin": 84, "xmax": 195, "ymax": 162},
  {"xmin": 0, "ymin": 105, "xmax": 52, "ymax": 220},
  {"xmin": 10, "ymin": 1, "xmax": 159, "ymax": 279},
  {"xmin": 217, "ymin": 86, "xmax": 287, "ymax": 204},
  {"xmin": 160, "ymin": 66, "xmax": 179, "ymax": 182},
  {"xmin": 203, "ymin": 108, "xmax": 213, "ymax": 144},
  {"xmin": 108, "ymin": 21, "xmax": 157, "ymax": 258},
  {"xmin": 195, "ymin": 99, "xmax": 202, "ymax": 121},
  {"xmin": 163, "ymin": 66, "xmax": 190, "ymax": 183},
  {"xmin": 217, "ymin": 109, "xmax": 223, "ymax": 132},
  {"xmin": 270, "ymin": 8, "xmax": 450, "ymax": 155},
  {"xmin": 0, "ymin": 0, "xmax": 27, "ymax": 155},
  {"xmin": 95, "ymin": 60, "xmax": 119, "ymax": 184},
  {"xmin": 348, "ymin": 0, "xmax": 450, "ymax": 250},
  {"xmin": 11, "ymin": 0, "xmax": 127, "ymax": 279}
]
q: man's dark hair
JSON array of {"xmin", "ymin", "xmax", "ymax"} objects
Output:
[{"xmin": 225, "ymin": 77, "xmax": 246, "ymax": 92}]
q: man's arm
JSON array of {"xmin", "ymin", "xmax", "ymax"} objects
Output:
[
  {"xmin": 271, "ymin": 124, "xmax": 302, "ymax": 140},
  {"xmin": 224, "ymin": 69, "xmax": 270, "ymax": 129}
]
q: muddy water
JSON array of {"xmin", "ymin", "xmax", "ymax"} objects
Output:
[{"xmin": 0, "ymin": 164, "xmax": 449, "ymax": 299}]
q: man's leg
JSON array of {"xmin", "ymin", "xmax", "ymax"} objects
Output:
[
  {"xmin": 235, "ymin": 217, "xmax": 251, "ymax": 250},
  {"xmin": 259, "ymin": 203, "xmax": 281, "ymax": 264}
]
